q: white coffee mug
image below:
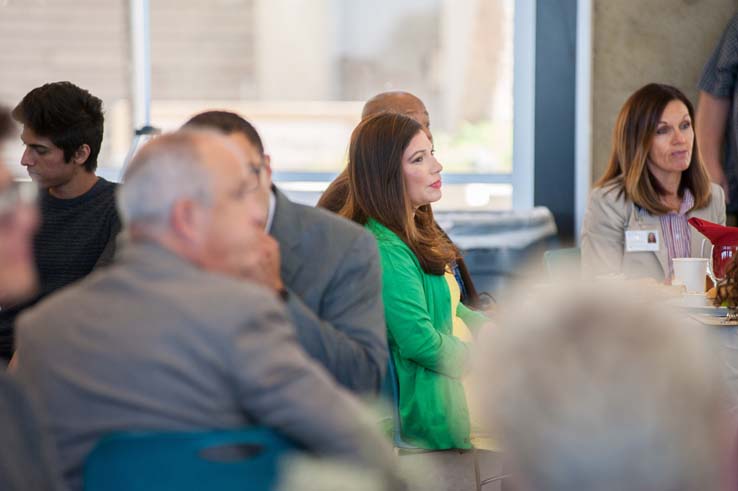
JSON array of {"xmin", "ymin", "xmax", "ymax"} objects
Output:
[{"xmin": 672, "ymin": 258, "xmax": 708, "ymax": 293}]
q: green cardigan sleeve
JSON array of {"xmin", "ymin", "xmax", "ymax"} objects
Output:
[
  {"xmin": 456, "ymin": 302, "xmax": 489, "ymax": 334},
  {"xmin": 379, "ymin": 241, "xmax": 470, "ymax": 378}
]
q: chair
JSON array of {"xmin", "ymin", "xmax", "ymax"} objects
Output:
[
  {"xmin": 543, "ymin": 247, "xmax": 581, "ymax": 278},
  {"xmin": 84, "ymin": 428, "xmax": 299, "ymax": 491},
  {"xmin": 385, "ymin": 355, "xmax": 426, "ymax": 452}
]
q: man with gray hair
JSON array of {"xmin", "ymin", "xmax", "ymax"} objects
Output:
[
  {"xmin": 12, "ymin": 130, "xmax": 394, "ymax": 491},
  {"xmin": 476, "ymin": 283, "xmax": 729, "ymax": 491}
]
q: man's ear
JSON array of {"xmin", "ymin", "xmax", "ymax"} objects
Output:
[
  {"xmin": 263, "ymin": 153, "xmax": 273, "ymax": 178},
  {"xmin": 169, "ymin": 199, "xmax": 203, "ymax": 244},
  {"xmin": 71, "ymin": 144, "xmax": 91, "ymax": 168}
]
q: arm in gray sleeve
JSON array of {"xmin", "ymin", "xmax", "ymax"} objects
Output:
[
  {"xmin": 225, "ymin": 292, "xmax": 394, "ymax": 472},
  {"xmin": 284, "ymin": 231, "xmax": 387, "ymax": 394},
  {"xmin": 698, "ymin": 14, "xmax": 738, "ymax": 97},
  {"xmin": 94, "ymin": 214, "xmax": 122, "ymax": 268}
]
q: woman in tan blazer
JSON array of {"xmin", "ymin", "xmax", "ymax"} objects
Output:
[{"xmin": 581, "ymin": 83, "xmax": 726, "ymax": 281}]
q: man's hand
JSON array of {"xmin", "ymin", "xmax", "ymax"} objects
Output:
[{"xmin": 238, "ymin": 232, "xmax": 284, "ymax": 293}]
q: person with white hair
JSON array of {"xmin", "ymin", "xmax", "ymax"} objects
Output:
[
  {"xmin": 0, "ymin": 107, "xmax": 66, "ymax": 491},
  {"xmin": 475, "ymin": 282, "xmax": 729, "ymax": 491},
  {"xmin": 0, "ymin": 109, "xmax": 37, "ymax": 306},
  {"xmin": 12, "ymin": 130, "xmax": 395, "ymax": 491}
]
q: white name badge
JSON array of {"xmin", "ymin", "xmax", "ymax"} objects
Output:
[{"xmin": 625, "ymin": 229, "xmax": 660, "ymax": 252}]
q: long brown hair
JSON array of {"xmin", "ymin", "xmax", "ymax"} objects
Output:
[
  {"xmin": 596, "ymin": 83, "xmax": 712, "ymax": 214},
  {"xmin": 317, "ymin": 169, "xmax": 349, "ymax": 213},
  {"xmin": 339, "ymin": 113, "xmax": 458, "ymax": 275}
]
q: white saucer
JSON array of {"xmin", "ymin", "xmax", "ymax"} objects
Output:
[
  {"xmin": 689, "ymin": 314, "xmax": 738, "ymax": 327},
  {"xmin": 665, "ymin": 295, "xmax": 728, "ymax": 317}
]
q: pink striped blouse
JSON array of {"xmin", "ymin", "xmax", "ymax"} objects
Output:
[{"xmin": 659, "ymin": 189, "xmax": 694, "ymax": 280}]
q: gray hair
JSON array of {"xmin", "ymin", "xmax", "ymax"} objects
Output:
[
  {"xmin": 117, "ymin": 131, "xmax": 213, "ymax": 228},
  {"xmin": 476, "ymin": 282, "xmax": 726, "ymax": 491}
]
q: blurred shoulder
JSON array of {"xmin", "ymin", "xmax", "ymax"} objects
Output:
[
  {"xmin": 364, "ymin": 219, "xmax": 404, "ymax": 248},
  {"xmin": 364, "ymin": 220, "xmax": 418, "ymax": 269},
  {"xmin": 590, "ymin": 180, "xmax": 626, "ymax": 205},
  {"xmin": 294, "ymin": 203, "xmax": 380, "ymax": 262},
  {"xmin": 293, "ymin": 203, "xmax": 366, "ymax": 236},
  {"xmin": 589, "ymin": 180, "xmax": 630, "ymax": 211},
  {"xmin": 708, "ymin": 182, "xmax": 725, "ymax": 205}
]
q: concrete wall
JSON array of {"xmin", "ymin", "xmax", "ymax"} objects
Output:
[
  {"xmin": 254, "ymin": 0, "xmax": 337, "ymax": 100},
  {"xmin": 150, "ymin": 0, "xmax": 256, "ymax": 100},
  {"xmin": 591, "ymin": 0, "xmax": 737, "ymax": 183}
]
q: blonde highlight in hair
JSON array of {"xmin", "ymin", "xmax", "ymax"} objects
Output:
[{"xmin": 596, "ymin": 83, "xmax": 712, "ymax": 214}]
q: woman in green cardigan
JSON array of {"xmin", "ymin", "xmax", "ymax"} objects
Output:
[{"xmin": 337, "ymin": 112, "xmax": 489, "ymax": 449}]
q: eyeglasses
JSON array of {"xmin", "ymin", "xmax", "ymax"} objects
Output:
[
  {"xmin": 0, "ymin": 181, "xmax": 37, "ymax": 226},
  {"xmin": 229, "ymin": 162, "xmax": 265, "ymax": 201},
  {"xmin": 244, "ymin": 161, "xmax": 265, "ymax": 194}
]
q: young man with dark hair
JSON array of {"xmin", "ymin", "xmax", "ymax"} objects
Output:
[{"xmin": 0, "ymin": 82, "xmax": 120, "ymax": 362}]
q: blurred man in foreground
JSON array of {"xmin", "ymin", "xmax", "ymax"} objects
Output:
[
  {"xmin": 13, "ymin": 130, "xmax": 394, "ymax": 491},
  {"xmin": 0, "ymin": 107, "xmax": 64, "ymax": 490},
  {"xmin": 476, "ymin": 282, "xmax": 728, "ymax": 491},
  {"xmin": 0, "ymin": 110, "xmax": 37, "ymax": 306}
]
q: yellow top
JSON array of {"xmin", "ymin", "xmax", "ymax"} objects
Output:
[
  {"xmin": 444, "ymin": 272, "xmax": 501, "ymax": 451},
  {"xmin": 445, "ymin": 272, "xmax": 474, "ymax": 342}
]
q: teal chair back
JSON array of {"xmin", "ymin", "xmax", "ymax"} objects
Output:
[
  {"xmin": 386, "ymin": 355, "xmax": 418, "ymax": 449},
  {"xmin": 543, "ymin": 247, "xmax": 581, "ymax": 277},
  {"xmin": 381, "ymin": 354, "xmax": 432, "ymax": 451},
  {"xmin": 84, "ymin": 428, "xmax": 299, "ymax": 491}
]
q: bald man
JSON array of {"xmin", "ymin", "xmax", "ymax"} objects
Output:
[
  {"xmin": 318, "ymin": 92, "xmax": 430, "ymax": 213},
  {"xmin": 318, "ymin": 91, "xmax": 485, "ymax": 309},
  {"xmin": 362, "ymin": 91, "xmax": 431, "ymax": 136}
]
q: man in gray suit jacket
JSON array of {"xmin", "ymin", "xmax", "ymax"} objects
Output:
[
  {"xmin": 12, "ymin": 131, "xmax": 393, "ymax": 491},
  {"xmin": 184, "ymin": 112, "xmax": 387, "ymax": 394}
]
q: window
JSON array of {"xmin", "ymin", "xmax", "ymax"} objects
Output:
[{"xmin": 1, "ymin": 0, "xmax": 515, "ymax": 210}]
